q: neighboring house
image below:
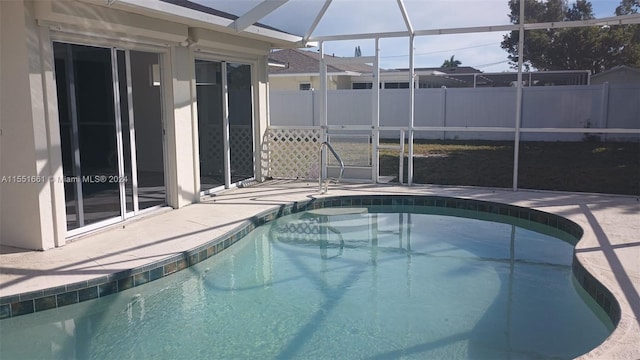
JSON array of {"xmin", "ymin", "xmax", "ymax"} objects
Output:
[
  {"xmin": 269, "ymin": 48, "xmax": 427, "ymax": 90},
  {"xmin": 1, "ymin": 0, "xmax": 302, "ymax": 250},
  {"xmin": 268, "ymin": 48, "xmax": 374, "ymax": 90},
  {"xmin": 590, "ymin": 65, "xmax": 640, "ymax": 85}
]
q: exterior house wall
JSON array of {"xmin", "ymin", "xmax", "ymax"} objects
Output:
[
  {"xmin": 270, "ymin": 77, "xmax": 297, "ymax": 91},
  {"xmin": 0, "ymin": 0, "xmax": 276, "ymax": 250},
  {"xmin": 269, "ymin": 76, "xmax": 320, "ymax": 91},
  {"xmin": 1, "ymin": 0, "xmax": 62, "ymax": 250},
  {"xmin": 591, "ymin": 67, "xmax": 640, "ymax": 85},
  {"xmin": 269, "ymin": 75, "xmax": 353, "ymax": 91},
  {"xmin": 334, "ymin": 76, "xmax": 353, "ymax": 89}
]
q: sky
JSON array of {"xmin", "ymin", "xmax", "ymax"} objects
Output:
[{"xmin": 194, "ymin": 0, "xmax": 626, "ymax": 72}]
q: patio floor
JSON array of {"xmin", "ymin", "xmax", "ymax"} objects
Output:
[{"xmin": 1, "ymin": 181, "xmax": 638, "ymax": 359}]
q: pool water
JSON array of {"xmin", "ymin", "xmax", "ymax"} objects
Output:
[{"xmin": 0, "ymin": 208, "xmax": 613, "ymax": 359}]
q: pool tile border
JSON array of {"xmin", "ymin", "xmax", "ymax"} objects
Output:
[{"xmin": 0, "ymin": 195, "xmax": 617, "ymax": 325}]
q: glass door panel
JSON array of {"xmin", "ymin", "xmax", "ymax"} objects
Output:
[
  {"xmin": 195, "ymin": 60, "xmax": 225, "ymax": 191},
  {"xmin": 74, "ymin": 45, "xmax": 121, "ymax": 226},
  {"xmin": 53, "ymin": 44, "xmax": 80, "ymax": 230},
  {"xmin": 129, "ymin": 51, "xmax": 165, "ymax": 210},
  {"xmin": 54, "ymin": 43, "xmax": 121, "ymax": 229},
  {"xmin": 227, "ymin": 63, "xmax": 254, "ymax": 184}
]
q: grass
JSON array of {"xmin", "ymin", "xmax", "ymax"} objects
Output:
[{"xmin": 378, "ymin": 140, "xmax": 640, "ymax": 196}]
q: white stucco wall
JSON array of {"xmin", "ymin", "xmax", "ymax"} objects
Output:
[{"xmin": 1, "ymin": 0, "xmax": 62, "ymax": 250}]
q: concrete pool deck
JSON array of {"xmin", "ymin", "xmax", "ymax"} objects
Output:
[{"xmin": 1, "ymin": 181, "xmax": 638, "ymax": 359}]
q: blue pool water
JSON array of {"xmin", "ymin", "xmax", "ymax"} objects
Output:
[{"xmin": 0, "ymin": 207, "xmax": 613, "ymax": 359}]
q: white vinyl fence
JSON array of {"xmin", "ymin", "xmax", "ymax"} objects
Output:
[{"xmin": 270, "ymin": 84, "xmax": 640, "ymax": 141}]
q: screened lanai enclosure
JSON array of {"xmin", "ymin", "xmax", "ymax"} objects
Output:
[
  {"xmin": 110, "ymin": 0, "xmax": 639, "ymax": 195},
  {"xmin": 205, "ymin": 0, "xmax": 640, "ymax": 196}
]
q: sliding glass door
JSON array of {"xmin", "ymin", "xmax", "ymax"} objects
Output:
[
  {"xmin": 196, "ymin": 59, "xmax": 254, "ymax": 193},
  {"xmin": 54, "ymin": 42, "xmax": 165, "ymax": 234}
]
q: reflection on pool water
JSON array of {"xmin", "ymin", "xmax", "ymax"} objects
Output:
[{"xmin": 0, "ymin": 207, "xmax": 613, "ymax": 359}]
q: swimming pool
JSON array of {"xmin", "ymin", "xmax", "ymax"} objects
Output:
[{"xmin": 0, "ymin": 197, "xmax": 615, "ymax": 359}]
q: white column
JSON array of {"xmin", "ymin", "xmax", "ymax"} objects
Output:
[
  {"xmin": 165, "ymin": 45, "xmax": 198, "ymax": 207},
  {"xmin": 40, "ymin": 26, "xmax": 66, "ymax": 248},
  {"xmin": 254, "ymin": 55, "xmax": 270, "ymax": 182}
]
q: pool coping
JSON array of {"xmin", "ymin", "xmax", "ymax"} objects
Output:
[{"xmin": 0, "ymin": 183, "xmax": 638, "ymax": 359}]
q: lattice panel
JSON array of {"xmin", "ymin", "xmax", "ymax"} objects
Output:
[
  {"xmin": 272, "ymin": 218, "xmax": 321, "ymax": 242},
  {"xmin": 230, "ymin": 125, "xmax": 254, "ymax": 176},
  {"xmin": 266, "ymin": 128, "xmax": 322, "ymax": 180},
  {"xmin": 200, "ymin": 123, "xmax": 223, "ymax": 176}
]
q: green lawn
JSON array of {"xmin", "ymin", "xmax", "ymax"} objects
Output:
[{"xmin": 379, "ymin": 140, "xmax": 640, "ymax": 196}]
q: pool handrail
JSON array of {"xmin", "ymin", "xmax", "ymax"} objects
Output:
[{"xmin": 319, "ymin": 141, "xmax": 345, "ymax": 193}]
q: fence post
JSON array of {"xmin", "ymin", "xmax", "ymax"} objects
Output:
[
  {"xmin": 441, "ymin": 86, "xmax": 447, "ymax": 140},
  {"xmin": 320, "ymin": 41, "xmax": 328, "ymax": 181},
  {"xmin": 601, "ymin": 82, "xmax": 609, "ymax": 141},
  {"xmin": 372, "ymin": 38, "xmax": 380, "ymax": 183},
  {"xmin": 408, "ymin": 34, "xmax": 415, "ymax": 186},
  {"xmin": 311, "ymin": 90, "xmax": 316, "ymax": 126},
  {"xmin": 512, "ymin": 0, "xmax": 525, "ymax": 191}
]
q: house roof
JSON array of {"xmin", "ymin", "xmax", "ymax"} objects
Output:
[
  {"xmin": 396, "ymin": 66, "xmax": 483, "ymax": 74},
  {"xmin": 269, "ymin": 49, "xmax": 374, "ymax": 76}
]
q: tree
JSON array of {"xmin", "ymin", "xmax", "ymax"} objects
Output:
[
  {"xmin": 441, "ymin": 55, "xmax": 462, "ymax": 67},
  {"xmin": 501, "ymin": 0, "xmax": 640, "ymax": 73},
  {"xmin": 606, "ymin": 0, "xmax": 640, "ymax": 67},
  {"xmin": 615, "ymin": 0, "xmax": 639, "ymax": 15}
]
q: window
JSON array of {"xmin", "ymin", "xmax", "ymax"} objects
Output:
[
  {"xmin": 299, "ymin": 83, "xmax": 312, "ymax": 91},
  {"xmin": 384, "ymin": 82, "xmax": 410, "ymax": 89},
  {"xmin": 352, "ymin": 82, "xmax": 373, "ymax": 89}
]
